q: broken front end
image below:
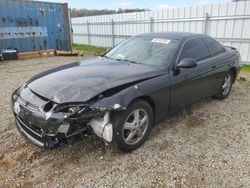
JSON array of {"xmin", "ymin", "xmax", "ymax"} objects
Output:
[{"xmin": 11, "ymin": 86, "xmax": 115, "ymax": 149}]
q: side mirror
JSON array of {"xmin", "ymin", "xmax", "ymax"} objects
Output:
[{"xmin": 177, "ymin": 58, "xmax": 197, "ymax": 69}]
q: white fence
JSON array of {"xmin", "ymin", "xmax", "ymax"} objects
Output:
[{"xmin": 72, "ymin": 1, "xmax": 250, "ymax": 63}]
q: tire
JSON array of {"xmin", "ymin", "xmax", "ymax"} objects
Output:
[
  {"xmin": 111, "ymin": 100, "xmax": 153, "ymax": 152},
  {"xmin": 214, "ymin": 70, "xmax": 234, "ymax": 99}
]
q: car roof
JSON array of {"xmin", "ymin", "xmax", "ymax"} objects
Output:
[{"xmin": 136, "ymin": 32, "xmax": 210, "ymax": 40}]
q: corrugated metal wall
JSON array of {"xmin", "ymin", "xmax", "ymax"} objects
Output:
[
  {"xmin": 72, "ymin": 1, "xmax": 250, "ymax": 63},
  {"xmin": 0, "ymin": 0, "xmax": 71, "ymax": 52}
]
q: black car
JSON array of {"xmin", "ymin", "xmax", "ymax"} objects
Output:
[{"xmin": 11, "ymin": 32, "xmax": 241, "ymax": 152}]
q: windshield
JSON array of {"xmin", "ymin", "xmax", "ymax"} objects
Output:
[{"xmin": 106, "ymin": 36, "xmax": 180, "ymax": 66}]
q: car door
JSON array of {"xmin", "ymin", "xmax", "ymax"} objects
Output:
[
  {"xmin": 169, "ymin": 38, "xmax": 216, "ymax": 111},
  {"xmin": 203, "ymin": 38, "xmax": 228, "ymax": 92}
]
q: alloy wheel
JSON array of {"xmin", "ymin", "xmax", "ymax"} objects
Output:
[
  {"xmin": 222, "ymin": 74, "xmax": 232, "ymax": 96},
  {"xmin": 122, "ymin": 109, "xmax": 149, "ymax": 145}
]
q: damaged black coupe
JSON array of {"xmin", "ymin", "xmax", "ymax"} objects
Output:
[{"xmin": 11, "ymin": 32, "xmax": 241, "ymax": 152}]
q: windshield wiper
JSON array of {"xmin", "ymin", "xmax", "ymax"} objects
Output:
[
  {"xmin": 115, "ymin": 58, "xmax": 142, "ymax": 65},
  {"xmin": 126, "ymin": 59, "xmax": 142, "ymax": 64},
  {"xmin": 101, "ymin": 54, "xmax": 110, "ymax": 59}
]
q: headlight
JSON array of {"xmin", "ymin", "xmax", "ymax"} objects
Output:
[
  {"xmin": 53, "ymin": 104, "xmax": 89, "ymax": 115},
  {"xmin": 68, "ymin": 106, "xmax": 80, "ymax": 114}
]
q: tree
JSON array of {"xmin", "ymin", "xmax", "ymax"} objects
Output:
[{"xmin": 70, "ymin": 8, "xmax": 149, "ymax": 18}]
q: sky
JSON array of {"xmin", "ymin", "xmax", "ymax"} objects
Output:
[{"xmin": 43, "ymin": 0, "xmax": 231, "ymax": 10}]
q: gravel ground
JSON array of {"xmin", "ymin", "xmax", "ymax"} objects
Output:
[{"xmin": 0, "ymin": 57, "xmax": 249, "ymax": 188}]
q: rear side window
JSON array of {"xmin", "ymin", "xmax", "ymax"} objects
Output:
[
  {"xmin": 178, "ymin": 38, "xmax": 210, "ymax": 62},
  {"xmin": 204, "ymin": 38, "xmax": 225, "ymax": 56}
]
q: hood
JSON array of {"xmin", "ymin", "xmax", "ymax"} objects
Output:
[{"xmin": 27, "ymin": 57, "xmax": 166, "ymax": 103}]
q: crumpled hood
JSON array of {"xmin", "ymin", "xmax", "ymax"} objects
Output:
[{"xmin": 27, "ymin": 57, "xmax": 166, "ymax": 103}]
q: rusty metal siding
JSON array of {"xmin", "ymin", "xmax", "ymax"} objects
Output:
[{"xmin": 0, "ymin": 0, "xmax": 71, "ymax": 52}]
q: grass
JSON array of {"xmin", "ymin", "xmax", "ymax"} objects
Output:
[
  {"xmin": 241, "ymin": 64, "xmax": 250, "ymax": 73},
  {"xmin": 0, "ymin": 60, "xmax": 10, "ymax": 65},
  {"xmin": 72, "ymin": 44, "xmax": 107, "ymax": 56}
]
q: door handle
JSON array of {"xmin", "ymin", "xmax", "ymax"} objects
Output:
[{"xmin": 212, "ymin": 65, "xmax": 216, "ymax": 69}]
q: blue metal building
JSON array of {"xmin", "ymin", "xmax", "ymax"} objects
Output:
[{"xmin": 0, "ymin": 0, "xmax": 72, "ymax": 52}]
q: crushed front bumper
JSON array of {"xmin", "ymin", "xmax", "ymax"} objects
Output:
[
  {"xmin": 11, "ymin": 89, "xmax": 92, "ymax": 149},
  {"xmin": 15, "ymin": 114, "xmax": 60, "ymax": 148},
  {"xmin": 13, "ymin": 108, "xmax": 93, "ymax": 149},
  {"xmin": 11, "ymin": 87, "xmax": 113, "ymax": 149}
]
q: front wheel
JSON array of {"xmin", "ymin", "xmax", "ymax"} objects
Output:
[
  {"xmin": 214, "ymin": 71, "xmax": 234, "ymax": 99},
  {"xmin": 112, "ymin": 100, "xmax": 153, "ymax": 152}
]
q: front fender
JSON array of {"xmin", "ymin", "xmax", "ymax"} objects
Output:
[
  {"xmin": 90, "ymin": 74, "xmax": 170, "ymax": 113},
  {"xmin": 91, "ymin": 84, "xmax": 143, "ymax": 111}
]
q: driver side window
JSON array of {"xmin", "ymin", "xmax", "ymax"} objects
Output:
[{"xmin": 178, "ymin": 38, "xmax": 210, "ymax": 63}]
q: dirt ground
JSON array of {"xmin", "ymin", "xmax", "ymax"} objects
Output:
[{"xmin": 0, "ymin": 57, "xmax": 249, "ymax": 188}]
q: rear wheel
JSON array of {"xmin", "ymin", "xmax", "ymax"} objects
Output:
[
  {"xmin": 214, "ymin": 71, "xmax": 234, "ymax": 99},
  {"xmin": 112, "ymin": 100, "xmax": 153, "ymax": 152}
]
